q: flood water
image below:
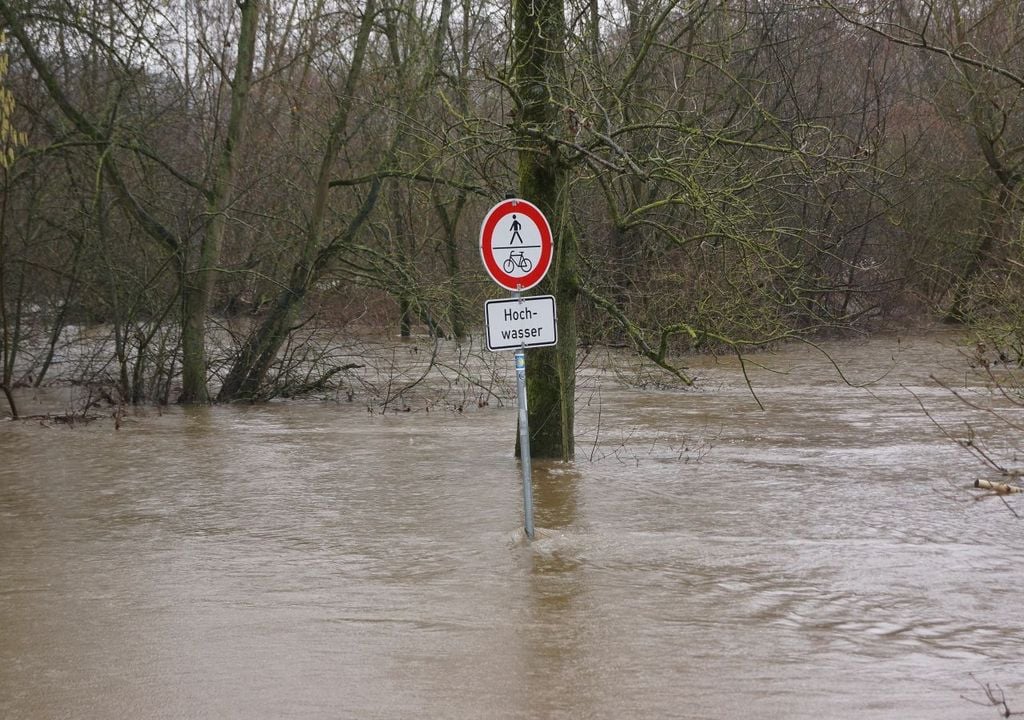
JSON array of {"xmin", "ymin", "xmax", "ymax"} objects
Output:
[{"xmin": 2, "ymin": 330, "xmax": 1022, "ymax": 718}]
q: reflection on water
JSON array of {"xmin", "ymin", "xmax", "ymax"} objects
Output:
[
  {"xmin": 1, "ymin": 331, "xmax": 1023, "ymax": 719},
  {"xmin": 533, "ymin": 462, "xmax": 581, "ymax": 531}
]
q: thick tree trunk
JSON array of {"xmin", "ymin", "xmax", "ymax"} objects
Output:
[
  {"xmin": 179, "ymin": 0, "xmax": 260, "ymax": 402},
  {"xmin": 512, "ymin": 0, "xmax": 577, "ymax": 460}
]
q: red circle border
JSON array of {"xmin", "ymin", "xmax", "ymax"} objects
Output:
[{"xmin": 479, "ymin": 199, "xmax": 553, "ymax": 292}]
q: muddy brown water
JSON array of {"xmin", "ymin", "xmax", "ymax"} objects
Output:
[{"xmin": 1, "ymin": 331, "xmax": 1022, "ymax": 718}]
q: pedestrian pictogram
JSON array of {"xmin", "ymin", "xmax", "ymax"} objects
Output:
[
  {"xmin": 509, "ymin": 215, "xmax": 524, "ymax": 243},
  {"xmin": 479, "ymin": 199, "xmax": 553, "ymax": 291}
]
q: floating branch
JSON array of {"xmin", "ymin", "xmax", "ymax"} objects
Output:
[{"xmin": 974, "ymin": 479, "xmax": 1024, "ymax": 494}]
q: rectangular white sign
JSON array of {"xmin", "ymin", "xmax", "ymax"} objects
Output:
[{"xmin": 484, "ymin": 295, "xmax": 558, "ymax": 352}]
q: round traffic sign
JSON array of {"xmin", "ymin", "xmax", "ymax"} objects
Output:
[{"xmin": 479, "ymin": 198, "xmax": 553, "ymax": 291}]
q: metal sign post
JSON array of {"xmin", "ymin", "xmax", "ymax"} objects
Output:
[
  {"xmin": 513, "ymin": 300, "xmax": 536, "ymax": 539},
  {"xmin": 480, "ymin": 198, "xmax": 556, "ymax": 541}
]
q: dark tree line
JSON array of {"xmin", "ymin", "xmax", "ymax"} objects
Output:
[{"xmin": 2, "ymin": 0, "xmax": 1023, "ymax": 457}]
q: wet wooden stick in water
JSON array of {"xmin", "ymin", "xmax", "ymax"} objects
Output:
[{"xmin": 974, "ymin": 478, "xmax": 1024, "ymax": 494}]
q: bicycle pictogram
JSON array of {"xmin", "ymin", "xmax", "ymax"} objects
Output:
[{"xmin": 503, "ymin": 250, "xmax": 533, "ymax": 274}]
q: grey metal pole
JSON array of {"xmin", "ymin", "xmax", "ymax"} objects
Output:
[
  {"xmin": 515, "ymin": 346, "xmax": 536, "ymax": 539},
  {"xmin": 510, "ymin": 288, "xmax": 535, "ymax": 540}
]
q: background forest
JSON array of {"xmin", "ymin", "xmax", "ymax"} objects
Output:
[{"xmin": 2, "ymin": 0, "xmax": 1023, "ymax": 418}]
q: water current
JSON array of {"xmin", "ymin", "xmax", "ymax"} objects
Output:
[{"xmin": 1, "ymin": 330, "xmax": 1022, "ymax": 718}]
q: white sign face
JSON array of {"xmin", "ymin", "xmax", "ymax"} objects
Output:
[
  {"xmin": 484, "ymin": 295, "xmax": 558, "ymax": 352},
  {"xmin": 479, "ymin": 199, "xmax": 553, "ymax": 292}
]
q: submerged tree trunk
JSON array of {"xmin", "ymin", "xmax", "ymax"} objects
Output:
[
  {"xmin": 217, "ymin": 0, "xmax": 377, "ymax": 400},
  {"xmin": 179, "ymin": 0, "xmax": 260, "ymax": 402},
  {"xmin": 945, "ymin": 185, "xmax": 1010, "ymax": 324},
  {"xmin": 435, "ymin": 191, "xmax": 467, "ymax": 339},
  {"xmin": 512, "ymin": 0, "xmax": 577, "ymax": 460},
  {"xmin": 0, "ymin": 162, "xmax": 17, "ymax": 418}
]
